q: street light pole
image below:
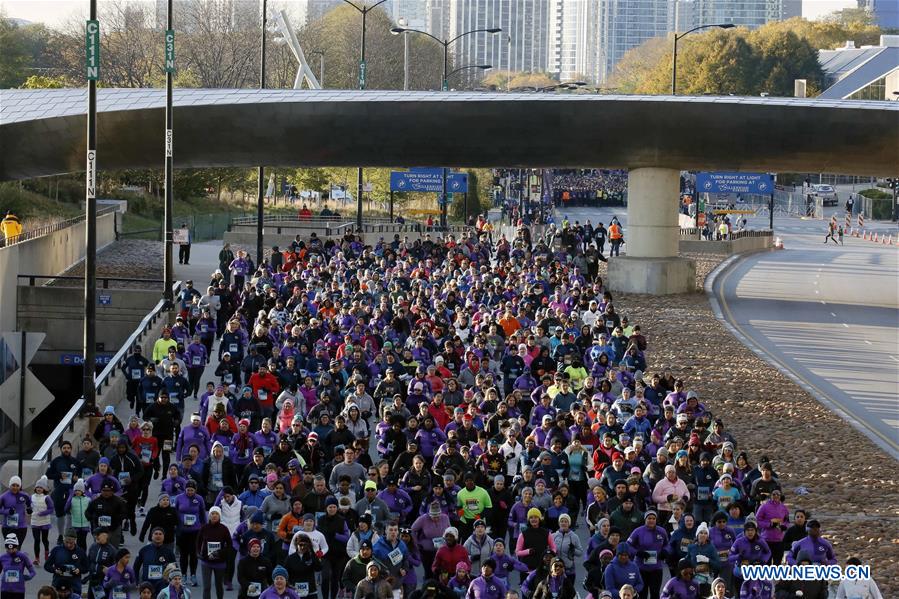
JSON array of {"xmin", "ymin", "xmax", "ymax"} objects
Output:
[
  {"xmin": 163, "ymin": 0, "xmax": 174, "ymax": 305},
  {"xmin": 671, "ymin": 23, "xmax": 735, "ymax": 95},
  {"xmin": 342, "ymin": 0, "xmax": 388, "ymax": 231},
  {"xmin": 83, "ymin": 0, "xmax": 99, "ymax": 413},
  {"xmin": 256, "ymin": 0, "xmax": 267, "ymax": 265}
]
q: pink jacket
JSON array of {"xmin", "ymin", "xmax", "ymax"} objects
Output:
[{"xmin": 651, "ymin": 477, "xmax": 690, "ymax": 508}]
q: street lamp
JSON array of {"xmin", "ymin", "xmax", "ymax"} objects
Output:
[
  {"xmin": 444, "ymin": 64, "xmax": 492, "ymax": 87},
  {"xmin": 342, "ymin": 0, "xmax": 389, "ymax": 230},
  {"xmin": 307, "ymin": 50, "xmax": 325, "ymax": 87},
  {"xmin": 671, "ymin": 23, "xmax": 734, "ymax": 95},
  {"xmin": 391, "ymin": 25, "xmax": 501, "ymax": 228}
]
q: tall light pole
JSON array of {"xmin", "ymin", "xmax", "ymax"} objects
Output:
[
  {"xmin": 83, "ymin": 0, "xmax": 99, "ymax": 413},
  {"xmin": 396, "ymin": 17, "xmax": 409, "ymax": 91},
  {"xmin": 671, "ymin": 23, "xmax": 734, "ymax": 95},
  {"xmin": 307, "ymin": 50, "xmax": 325, "ymax": 87},
  {"xmin": 391, "ymin": 25, "xmax": 501, "ymax": 228},
  {"xmin": 342, "ymin": 0, "xmax": 388, "ymax": 231},
  {"xmin": 163, "ymin": 0, "xmax": 174, "ymax": 305},
  {"xmin": 256, "ymin": 0, "xmax": 267, "ymax": 266}
]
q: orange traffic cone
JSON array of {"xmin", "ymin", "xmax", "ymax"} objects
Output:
[
  {"xmin": 874, "ymin": 233, "xmax": 879, "ymax": 243},
  {"xmin": 863, "ymin": 231, "xmax": 869, "ymax": 240}
]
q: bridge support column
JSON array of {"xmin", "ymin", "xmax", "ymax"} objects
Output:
[{"xmin": 608, "ymin": 167, "xmax": 696, "ymax": 295}]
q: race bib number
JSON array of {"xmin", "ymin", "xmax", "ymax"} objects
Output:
[
  {"xmin": 141, "ymin": 448, "xmax": 152, "ymax": 462},
  {"xmin": 262, "ymin": 445, "xmax": 272, "ymax": 456},
  {"xmin": 98, "ymin": 515, "xmax": 112, "ymax": 527},
  {"xmin": 229, "ymin": 343, "xmax": 238, "ymax": 354},
  {"xmin": 224, "ymin": 374, "xmax": 233, "ymax": 384},
  {"xmin": 60, "ymin": 471, "xmax": 73, "ymax": 484},
  {"xmin": 697, "ymin": 486, "xmax": 710, "ymax": 501},
  {"xmin": 163, "ymin": 440, "xmax": 173, "ymax": 452},
  {"xmin": 146, "ymin": 392, "xmax": 155, "ymax": 403},
  {"xmin": 148, "ymin": 565, "xmax": 163, "ymax": 580},
  {"xmin": 113, "ymin": 590, "xmax": 127, "ymax": 599},
  {"xmin": 718, "ymin": 550, "xmax": 729, "ymax": 559},
  {"xmin": 388, "ymin": 547, "xmax": 403, "ymax": 565},
  {"xmin": 432, "ymin": 537, "xmax": 446, "ymax": 549},
  {"xmin": 207, "ymin": 541, "xmax": 222, "ymax": 557},
  {"xmin": 183, "ymin": 514, "xmax": 197, "ymax": 527},
  {"xmin": 644, "ymin": 550, "xmax": 657, "ymax": 565},
  {"xmin": 132, "ymin": 369, "xmax": 142, "ymax": 379},
  {"xmin": 3, "ymin": 569, "xmax": 20, "ymax": 583},
  {"xmin": 295, "ymin": 583, "xmax": 309, "ymax": 597},
  {"xmin": 118, "ymin": 472, "xmax": 130, "ymax": 483},
  {"xmin": 82, "ymin": 468, "xmax": 93, "ymax": 478},
  {"xmin": 221, "ymin": 446, "xmax": 230, "ymax": 458},
  {"xmin": 200, "ymin": 325, "xmax": 208, "ymax": 333},
  {"xmin": 192, "ymin": 356, "xmax": 202, "ymax": 366},
  {"xmin": 719, "ymin": 496, "xmax": 732, "ymax": 508},
  {"xmin": 258, "ymin": 390, "xmax": 268, "ymax": 401},
  {"xmin": 465, "ymin": 498, "xmax": 479, "ymax": 512},
  {"xmin": 247, "ymin": 583, "xmax": 262, "ymax": 597},
  {"xmin": 212, "ymin": 472, "xmax": 223, "ymax": 487}
]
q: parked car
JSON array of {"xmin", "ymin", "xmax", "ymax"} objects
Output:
[{"xmin": 812, "ymin": 184, "xmax": 839, "ymax": 206}]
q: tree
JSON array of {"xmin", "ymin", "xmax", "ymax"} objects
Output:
[
  {"xmin": 179, "ymin": 0, "xmax": 259, "ymax": 89},
  {"xmin": 20, "ymin": 74, "xmax": 74, "ymax": 88},
  {"xmin": 610, "ymin": 20, "xmax": 836, "ymax": 97},
  {"xmin": 483, "ymin": 70, "xmax": 559, "ymax": 91},
  {"xmin": 298, "ymin": 4, "xmax": 444, "ymax": 90},
  {"xmin": 0, "ymin": 17, "xmax": 33, "ymax": 88}
]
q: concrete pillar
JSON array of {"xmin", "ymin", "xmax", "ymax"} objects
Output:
[
  {"xmin": 608, "ymin": 167, "xmax": 696, "ymax": 295},
  {"xmin": 626, "ymin": 168, "xmax": 680, "ymax": 258}
]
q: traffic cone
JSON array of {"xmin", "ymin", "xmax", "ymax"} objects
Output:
[
  {"xmin": 873, "ymin": 233, "xmax": 879, "ymax": 243},
  {"xmin": 774, "ymin": 237, "xmax": 784, "ymax": 249}
]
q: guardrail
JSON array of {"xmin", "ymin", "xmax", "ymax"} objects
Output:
[
  {"xmin": 32, "ymin": 280, "xmax": 181, "ymax": 463},
  {"xmin": 230, "ymin": 214, "xmax": 394, "ymax": 227},
  {"xmin": 18, "ymin": 275, "xmax": 164, "ymax": 288},
  {"xmin": 1, "ymin": 206, "xmax": 117, "ymax": 246},
  {"xmin": 680, "ymin": 228, "xmax": 772, "ymax": 239}
]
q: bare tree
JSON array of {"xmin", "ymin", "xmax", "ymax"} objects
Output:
[{"xmin": 179, "ymin": 0, "xmax": 259, "ymax": 88}]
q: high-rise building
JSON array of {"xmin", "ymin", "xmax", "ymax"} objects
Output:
[
  {"xmin": 305, "ymin": 0, "xmax": 342, "ymax": 23},
  {"xmin": 548, "ymin": 0, "xmax": 603, "ymax": 84},
  {"xmin": 673, "ymin": 0, "xmax": 785, "ymax": 31},
  {"xmin": 446, "ymin": 0, "xmax": 552, "ymax": 83},
  {"xmin": 597, "ymin": 0, "xmax": 670, "ymax": 83},
  {"xmin": 386, "ymin": 0, "xmax": 428, "ymax": 29},
  {"xmin": 858, "ymin": 0, "xmax": 899, "ymax": 29}
]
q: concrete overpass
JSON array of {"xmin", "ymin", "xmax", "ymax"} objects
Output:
[{"xmin": 3, "ymin": 88, "xmax": 897, "ymax": 293}]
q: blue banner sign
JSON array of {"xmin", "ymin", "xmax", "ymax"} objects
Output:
[
  {"xmin": 60, "ymin": 354, "xmax": 114, "ymax": 365},
  {"xmin": 696, "ymin": 172, "xmax": 773, "ymax": 195},
  {"xmin": 390, "ymin": 170, "xmax": 468, "ymax": 193}
]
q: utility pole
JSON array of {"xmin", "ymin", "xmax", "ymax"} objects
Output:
[
  {"xmin": 163, "ymin": 0, "xmax": 174, "ymax": 304},
  {"xmin": 256, "ymin": 0, "xmax": 267, "ymax": 265},
  {"xmin": 83, "ymin": 0, "xmax": 99, "ymax": 414}
]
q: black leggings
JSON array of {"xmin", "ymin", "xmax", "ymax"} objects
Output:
[
  {"xmin": 139, "ymin": 465, "xmax": 154, "ymax": 507},
  {"xmin": 178, "ymin": 531, "xmax": 199, "ymax": 575},
  {"xmin": 32, "ymin": 527, "xmax": 49, "ymax": 556}
]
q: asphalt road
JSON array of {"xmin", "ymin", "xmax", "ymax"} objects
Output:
[
  {"xmin": 711, "ymin": 228, "xmax": 899, "ymax": 460},
  {"xmin": 555, "ymin": 204, "xmax": 899, "ymax": 459}
]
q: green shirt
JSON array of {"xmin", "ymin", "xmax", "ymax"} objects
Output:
[{"xmin": 456, "ymin": 486, "xmax": 492, "ymax": 522}]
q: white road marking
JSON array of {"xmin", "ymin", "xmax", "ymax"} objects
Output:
[
  {"xmin": 842, "ymin": 323, "xmax": 849, "ymax": 328},
  {"xmin": 830, "ymin": 312, "xmax": 837, "ymax": 317},
  {"xmin": 865, "ymin": 340, "xmax": 872, "ymax": 345}
]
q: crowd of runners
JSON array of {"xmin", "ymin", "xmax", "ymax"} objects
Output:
[{"xmin": 0, "ymin": 220, "xmax": 884, "ymax": 599}]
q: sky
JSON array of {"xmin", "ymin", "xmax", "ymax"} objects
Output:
[{"xmin": 1, "ymin": 0, "xmax": 861, "ymax": 30}]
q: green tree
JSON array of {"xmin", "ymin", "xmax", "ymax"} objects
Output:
[
  {"xmin": 20, "ymin": 74, "xmax": 73, "ymax": 88},
  {"xmin": 298, "ymin": 4, "xmax": 444, "ymax": 90},
  {"xmin": 0, "ymin": 17, "xmax": 31, "ymax": 88}
]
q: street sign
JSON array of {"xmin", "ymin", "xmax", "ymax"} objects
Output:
[
  {"xmin": 390, "ymin": 170, "xmax": 468, "ymax": 192},
  {"xmin": 359, "ymin": 60, "xmax": 366, "ymax": 88},
  {"xmin": 85, "ymin": 20, "xmax": 100, "ymax": 80},
  {"xmin": 448, "ymin": 173, "xmax": 468, "ymax": 193},
  {"xmin": 60, "ymin": 354, "xmax": 114, "ymax": 366},
  {"xmin": 696, "ymin": 172, "xmax": 773, "ymax": 195},
  {"xmin": 98, "ymin": 294, "xmax": 111, "ymax": 305},
  {"xmin": 164, "ymin": 29, "xmax": 175, "ymax": 73},
  {"xmin": 0, "ymin": 332, "xmax": 53, "ymax": 427},
  {"xmin": 363, "ymin": 182, "xmax": 373, "ymax": 193}
]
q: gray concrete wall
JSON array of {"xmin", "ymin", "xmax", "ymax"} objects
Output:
[
  {"xmin": 0, "ymin": 211, "xmax": 116, "ymax": 334},
  {"xmin": 17, "ymin": 286, "xmax": 160, "ymax": 364},
  {"xmin": 678, "ymin": 235, "xmax": 773, "ymax": 254}
]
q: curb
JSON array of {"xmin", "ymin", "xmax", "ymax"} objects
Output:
[{"xmin": 705, "ymin": 251, "xmax": 899, "ymax": 462}]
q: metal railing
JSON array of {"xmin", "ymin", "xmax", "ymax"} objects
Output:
[
  {"xmin": 32, "ymin": 280, "xmax": 181, "ymax": 463},
  {"xmin": 230, "ymin": 214, "xmax": 393, "ymax": 227},
  {"xmin": 18, "ymin": 274, "xmax": 164, "ymax": 288},
  {"xmin": 1, "ymin": 206, "xmax": 117, "ymax": 246},
  {"xmin": 680, "ymin": 228, "xmax": 772, "ymax": 239}
]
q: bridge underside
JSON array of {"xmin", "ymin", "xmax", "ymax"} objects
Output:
[{"xmin": 2, "ymin": 89, "xmax": 896, "ymax": 294}]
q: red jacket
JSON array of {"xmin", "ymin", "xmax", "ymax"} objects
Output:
[
  {"xmin": 432, "ymin": 543, "xmax": 470, "ymax": 577},
  {"xmin": 248, "ymin": 372, "xmax": 280, "ymax": 408}
]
